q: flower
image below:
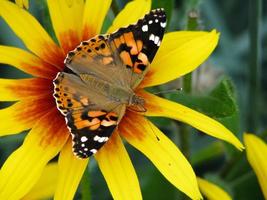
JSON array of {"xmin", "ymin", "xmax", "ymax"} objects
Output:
[
  {"xmin": 197, "ymin": 177, "xmax": 232, "ymax": 200},
  {"xmin": 0, "ymin": 0, "xmax": 244, "ymax": 199},
  {"xmin": 15, "ymin": 0, "xmax": 29, "ymax": 9},
  {"xmin": 244, "ymin": 133, "xmax": 267, "ymax": 199},
  {"xmin": 22, "ymin": 163, "xmax": 58, "ymax": 200}
]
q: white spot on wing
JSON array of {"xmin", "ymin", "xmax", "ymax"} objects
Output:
[
  {"xmin": 93, "ymin": 135, "xmax": 100, "ymax": 141},
  {"xmin": 90, "ymin": 149, "xmax": 97, "ymax": 154},
  {"xmin": 154, "ymin": 36, "xmax": 160, "ymax": 44},
  {"xmin": 142, "ymin": 24, "xmax": 148, "ymax": 32},
  {"xmin": 160, "ymin": 22, "xmax": 166, "ymax": 28},
  {"xmin": 94, "ymin": 135, "xmax": 109, "ymax": 143},
  {"xmin": 149, "ymin": 20, "xmax": 153, "ymax": 24},
  {"xmin": 149, "ymin": 34, "xmax": 155, "ymax": 41},
  {"xmin": 81, "ymin": 136, "xmax": 88, "ymax": 142},
  {"xmin": 98, "ymin": 137, "xmax": 108, "ymax": 143}
]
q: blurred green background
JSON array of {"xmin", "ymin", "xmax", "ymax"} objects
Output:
[{"xmin": 0, "ymin": 0, "xmax": 266, "ymax": 199}]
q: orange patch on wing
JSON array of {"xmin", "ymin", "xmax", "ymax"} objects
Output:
[
  {"xmin": 102, "ymin": 57, "xmax": 114, "ymax": 65},
  {"xmin": 98, "ymin": 42, "xmax": 110, "ymax": 56},
  {"xmin": 104, "ymin": 112, "xmax": 118, "ymax": 125},
  {"xmin": 138, "ymin": 52, "xmax": 148, "ymax": 65},
  {"xmin": 123, "ymin": 32, "xmax": 138, "ymax": 55},
  {"xmin": 80, "ymin": 97, "xmax": 89, "ymax": 106},
  {"xmin": 88, "ymin": 111, "xmax": 106, "ymax": 117},
  {"xmin": 133, "ymin": 65, "xmax": 143, "ymax": 74},
  {"xmin": 120, "ymin": 51, "xmax": 133, "ymax": 67},
  {"xmin": 113, "ymin": 37, "xmax": 122, "ymax": 48},
  {"xmin": 136, "ymin": 40, "xmax": 143, "ymax": 52},
  {"xmin": 119, "ymin": 35, "xmax": 126, "ymax": 44},
  {"xmin": 75, "ymin": 118, "xmax": 100, "ymax": 129},
  {"xmin": 90, "ymin": 123, "xmax": 101, "ymax": 131},
  {"xmin": 101, "ymin": 119, "xmax": 117, "ymax": 127}
]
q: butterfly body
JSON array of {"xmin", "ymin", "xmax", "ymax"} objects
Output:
[
  {"xmin": 79, "ymin": 73, "xmax": 140, "ymax": 106},
  {"xmin": 53, "ymin": 8, "xmax": 166, "ymax": 158}
]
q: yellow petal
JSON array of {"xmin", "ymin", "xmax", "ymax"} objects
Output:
[
  {"xmin": 244, "ymin": 133, "xmax": 267, "ymax": 199},
  {"xmin": 141, "ymin": 30, "xmax": 220, "ymax": 88},
  {"xmin": 120, "ymin": 112, "xmax": 202, "ymax": 200},
  {"xmin": 0, "ymin": 110, "xmax": 68, "ymax": 199},
  {"xmin": 0, "ymin": 1, "xmax": 65, "ymax": 68},
  {"xmin": 197, "ymin": 177, "xmax": 232, "ymax": 200},
  {"xmin": 141, "ymin": 91, "xmax": 244, "ymax": 150},
  {"xmin": 95, "ymin": 131, "xmax": 142, "ymax": 200},
  {"xmin": 23, "ymin": 163, "xmax": 58, "ymax": 200},
  {"xmin": 54, "ymin": 138, "xmax": 89, "ymax": 200},
  {"xmin": 47, "ymin": 0, "xmax": 84, "ymax": 53},
  {"xmin": 0, "ymin": 45, "xmax": 58, "ymax": 79},
  {"xmin": 0, "ymin": 95, "xmax": 55, "ymax": 136},
  {"xmin": 107, "ymin": 0, "xmax": 151, "ymax": 33},
  {"xmin": 15, "ymin": 0, "xmax": 29, "ymax": 9},
  {"xmin": 82, "ymin": 0, "xmax": 112, "ymax": 40},
  {"xmin": 0, "ymin": 78, "xmax": 51, "ymax": 101}
]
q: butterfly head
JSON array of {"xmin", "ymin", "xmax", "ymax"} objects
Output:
[{"xmin": 128, "ymin": 94, "xmax": 146, "ymax": 112}]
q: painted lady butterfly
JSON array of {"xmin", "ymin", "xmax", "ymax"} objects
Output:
[{"xmin": 53, "ymin": 8, "xmax": 166, "ymax": 158}]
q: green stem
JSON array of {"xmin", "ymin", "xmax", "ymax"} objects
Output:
[
  {"xmin": 247, "ymin": 0, "xmax": 262, "ymax": 132},
  {"xmin": 183, "ymin": 73, "xmax": 192, "ymax": 93},
  {"xmin": 178, "ymin": 10, "xmax": 199, "ymax": 159},
  {"xmin": 80, "ymin": 167, "xmax": 92, "ymax": 200}
]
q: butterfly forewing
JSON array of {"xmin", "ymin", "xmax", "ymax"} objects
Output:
[
  {"xmin": 54, "ymin": 9, "xmax": 166, "ymax": 158},
  {"xmin": 108, "ymin": 8, "xmax": 166, "ymax": 88}
]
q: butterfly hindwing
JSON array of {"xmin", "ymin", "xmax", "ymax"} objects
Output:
[
  {"xmin": 53, "ymin": 72, "xmax": 125, "ymax": 158},
  {"xmin": 66, "ymin": 109, "xmax": 119, "ymax": 158}
]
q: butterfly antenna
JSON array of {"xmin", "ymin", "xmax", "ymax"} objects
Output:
[{"xmin": 153, "ymin": 88, "xmax": 183, "ymax": 95}]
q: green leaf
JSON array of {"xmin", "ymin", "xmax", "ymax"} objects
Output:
[
  {"xmin": 80, "ymin": 167, "xmax": 92, "ymax": 200},
  {"xmin": 168, "ymin": 77, "xmax": 240, "ymax": 133},
  {"xmin": 229, "ymin": 170, "xmax": 265, "ymax": 200},
  {"xmin": 141, "ymin": 167, "xmax": 180, "ymax": 200},
  {"xmin": 191, "ymin": 141, "xmax": 224, "ymax": 166}
]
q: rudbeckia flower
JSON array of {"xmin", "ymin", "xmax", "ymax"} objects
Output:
[
  {"xmin": 14, "ymin": 0, "xmax": 29, "ymax": 9},
  {"xmin": 244, "ymin": 133, "xmax": 267, "ymax": 199},
  {"xmin": 197, "ymin": 177, "xmax": 232, "ymax": 200},
  {"xmin": 0, "ymin": 0, "xmax": 244, "ymax": 199}
]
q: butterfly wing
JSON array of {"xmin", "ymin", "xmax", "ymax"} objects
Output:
[
  {"xmin": 108, "ymin": 8, "xmax": 166, "ymax": 88},
  {"xmin": 55, "ymin": 9, "xmax": 166, "ymax": 158},
  {"xmin": 53, "ymin": 72, "xmax": 126, "ymax": 158},
  {"xmin": 65, "ymin": 8, "xmax": 166, "ymax": 89}
]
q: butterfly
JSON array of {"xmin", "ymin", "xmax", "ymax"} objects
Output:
[{"xmin": 53, "ymin": 8, "xmax": 166, "ymax": 158}]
